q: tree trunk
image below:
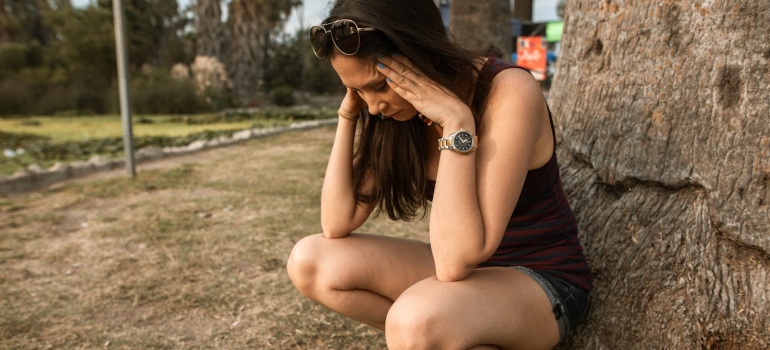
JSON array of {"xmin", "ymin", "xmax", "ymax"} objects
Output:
[
  {"xmin": 449, "ymin": 0, "xmax": 512, "ymax": 61},
  {"xmin": 511, "ymin": 0, "xmax": 532, "ymax": 21},
  {"xmin": 225, "ymin": 0, "xmax": 296, "ymax": 105},
  {"xmin": 193, "ymin": 0, "xmax": 225, "ymax": 59},
  {"xmin": 227, "ymin": 0, "xmax": 264, "ymax": 104},
  {"xmin": 550, "ymin": 0, "xmax": 770, "ymax": 348}
]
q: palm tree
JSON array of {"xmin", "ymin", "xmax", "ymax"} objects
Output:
[
  {"xmin": 449, "ymin": 0, "xmax": 512, "ymax": 60},
  {"xmin": 226, "ymin": 0, "xmax": 298, "ymax": 104},
  {"xmin": 193, "ymin": 0, "xmax": 225, "ymax": 59}
]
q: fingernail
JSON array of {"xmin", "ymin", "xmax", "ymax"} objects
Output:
[
  {"xmin": 377, "ymin": 62, "xmax": 385, "ymax": 69},
  {"xmin": 392, "ymin": 53, "xmax": 399, "ymax": 57},
  {"xmin": 386, "ymin": 77, "xmax": 392, "ymax": 82}
]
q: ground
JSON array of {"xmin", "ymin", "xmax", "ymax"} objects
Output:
[{"xmin": 0, "ymin": 126, "xmax": 429, "ymax": 349}]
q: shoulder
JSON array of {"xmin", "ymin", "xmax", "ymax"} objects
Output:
[
  {"xmin": 482, "ymin": 65, "xmax": 546, "ymax": 119},
  {"xmin": 489, "ymin": 66, "xmax": 543, "ymax": 102}
]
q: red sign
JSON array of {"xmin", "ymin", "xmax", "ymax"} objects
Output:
[{"xmin": 517, "ymin": 36, "xmax": 547, "ymax": 81}]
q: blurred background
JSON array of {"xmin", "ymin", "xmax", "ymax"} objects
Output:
[
  {"xmin": 0, "ymin": 0, "xmax": 566, "ymax": 177},
  {"xmin": 0, "ymin": 0, "xmax": 565, "ymax": 116}
]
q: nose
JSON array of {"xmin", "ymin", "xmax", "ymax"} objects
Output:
[{"xmin": 364, "ymin": 94, "xmax": 388, "ymax": 116}]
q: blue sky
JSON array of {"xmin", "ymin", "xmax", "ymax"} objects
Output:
[{"xmin": 71, "ymin": 0, "xmax": 561, "ymax": 33}]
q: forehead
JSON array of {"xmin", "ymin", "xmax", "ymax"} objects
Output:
[{"xmin": 330, "ymin": 55, "xmax": 382, "ymax": 88}]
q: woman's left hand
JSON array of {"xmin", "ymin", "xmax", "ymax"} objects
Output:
[{"xmin": 376, "ymin": 55, "xmax": 473, "ymax": 128}]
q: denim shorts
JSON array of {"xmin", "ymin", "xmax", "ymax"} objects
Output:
[{"xmin": 511, "ymin": 266, "xmax": 591, "ymax": 343}]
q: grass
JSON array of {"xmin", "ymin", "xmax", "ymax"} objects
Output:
[
  {"xmin": 0, "ymin": 115, "xmax": 292, "ymax": 143},
  {"xmin": 0, "ymin": 126, "xmax": 429, "ymax": 349}
]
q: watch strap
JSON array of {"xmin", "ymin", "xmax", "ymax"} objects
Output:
[{"xmin": 437, "ymin": 129, "xmax": 478, "ymax": 153}]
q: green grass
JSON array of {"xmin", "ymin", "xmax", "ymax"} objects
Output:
[
  {"xmin": 0, "ymin": 110, "xmax": 337, "ymax": 175},
  {"xmin": 0, "ymin": 115, "xmax": 288, "ymax": 143}
]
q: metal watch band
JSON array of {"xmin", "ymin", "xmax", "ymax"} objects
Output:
[
  {"xmin": 437, "ymin": 130, "xmax": 478, "ymax": 152},
  {"xmin": 438, "ymin": 138, "xmax": 453, "ymax": 151}
]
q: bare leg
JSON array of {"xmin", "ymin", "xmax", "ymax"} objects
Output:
[
  {"xmin": 287, "ymin": 233, "xmax": 436, "ymax": 329},
  {"xmin": 385, "ymin": 267, "xmax": 560, "ymax": 350}
]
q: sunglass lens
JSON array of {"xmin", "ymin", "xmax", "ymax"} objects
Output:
[
  {"xmin": 309, "ymin": 26, "xmax": 327, "ymax": 57},
  {"xmin": 330, "ymin": 20, "xmax": 360, "ymax": 55}
]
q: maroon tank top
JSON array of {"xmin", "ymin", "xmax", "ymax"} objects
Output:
[{"xmin": 426, "ymin": 58, "xmax": 592, "ymax": 291}]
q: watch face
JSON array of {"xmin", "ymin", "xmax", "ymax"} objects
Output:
[{"xmin": 452, "ymin": 130, "xmax": 475, "ymax": 152}]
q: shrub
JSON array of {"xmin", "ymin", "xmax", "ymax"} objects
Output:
[
  {"xmin": 270, "ymin": 86, "xmax": 295, "ymax": 107},
  {"xmin": 0, "ymin": 80, "xmax": 33, "ymax": 116}
]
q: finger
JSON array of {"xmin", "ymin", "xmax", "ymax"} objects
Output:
[
  {"xmin": 376, "ymin": 62, "xmax": 418, "ymax": 93},
  {"xmin": 377, "ymin": 56, "xmax": 422, "ymax": 85},
  {"xmin": 388, "ymin": 54, "xmax": 419, "ymax": 76}
]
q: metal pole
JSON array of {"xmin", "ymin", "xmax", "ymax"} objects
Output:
[{"xmin": 112, "ymin": 0, "xmax": 136, "ymax": 178}]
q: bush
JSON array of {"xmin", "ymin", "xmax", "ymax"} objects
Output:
[
  {"xmin": 131, "ymin": 79, "xmax": 202, "ymax": 114},
  {"xmin": 0, "ymin": 80, "xmax": 33, "ymax": 116},
  {"xmin": 270, "ymin": 86, "xmax": 295, "ymax": 107}
]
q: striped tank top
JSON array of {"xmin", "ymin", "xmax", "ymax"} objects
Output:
[{"xmin": 426, "ymin": 58, "xmax": 592, "ymax": 291}]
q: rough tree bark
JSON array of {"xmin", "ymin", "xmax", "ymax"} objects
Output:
[
  {"xmin": 226, "ymin": 0, "xmax": 296, "ymax": 104},
  {"xmin": 227, "ymin": 0, "xmax": 264, "ymax": 104},
  {"xmin": 449, "ymin": 0, "xmax": 512, "ymax": 60},
  {"xmin": 550, "ymin": 0, "xmax": 769, "ymax": 348},
  {"xmin": 193, "ymin": 0, "xmax": 225, "ymax": 59}
]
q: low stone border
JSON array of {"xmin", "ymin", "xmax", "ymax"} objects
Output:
[{"xmin": 0, "ymin": 119, "xmax": 338, "ymax": 196}]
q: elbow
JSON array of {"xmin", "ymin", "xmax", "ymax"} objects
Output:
[
  {"xmin": 434, "ymin": 249, "xmax": 493, "ymax": 282},
  {"xmin": 435, "ymin": 262, "xmax": 475, "ymax": 282},
  {"xmin": 320, "ymin": 220, "xmax": 351, "ymax": 239}
]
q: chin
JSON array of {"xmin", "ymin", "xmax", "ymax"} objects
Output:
[{"xmin": 389, "ymin": 111, "xmax": 417, "ymax": 122}]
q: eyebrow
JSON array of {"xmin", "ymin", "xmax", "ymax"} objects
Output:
[{"xmin": 344, "ymin": 77, "xmax": 386, "ymax": 91}]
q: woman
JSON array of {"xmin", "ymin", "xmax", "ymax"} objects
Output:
[{"xmin": 287, "ymin": 0, "xmax": 591, "ymax": 348}]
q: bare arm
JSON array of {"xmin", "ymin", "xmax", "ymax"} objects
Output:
[
  {"xmin": 430, "ymin": 69, "xmax": 549, "ymax": 280},
  {"xmin": 320, "ymin": 90, "xmax": 375, "ymax": 238},
  {"xmin": 377, "ymin": 56, "xmax": 550, "ymax": 281}
]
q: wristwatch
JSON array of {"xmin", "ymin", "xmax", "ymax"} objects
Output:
[{"xmin": 438, "ymin": 129, "xmax": 478, "ymax": 154}]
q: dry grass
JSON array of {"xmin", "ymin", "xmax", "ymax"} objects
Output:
[{"xmin": 0, "ymin": 126, "xmax": 429, "ymax": 349}]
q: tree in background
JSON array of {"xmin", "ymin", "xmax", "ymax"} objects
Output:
[
  {"xmin": 262, "ymin": 29, "xmax": 341, "ymax": 99},
  {"xmin": 550, "ymin": 0, "xmax": 769, "ymax": 348},
  {"xmin": 193, "ymin": 0, "xmax": 225, "ymax": 60},
  {"xmin": 225, "ymin": 0, "xmax": 298, "ymax": 104},
  {"xmin": 0, "ymin": 0, "xmax": 57, "ymax": 46},
  {"xmin": 0, "ymin": 0, "xmax": 212, "ymax": 115},
  {"xmin": 0, "ymin": 0, "xmax": 340, "ymax": 115},
  {"xmin": 449, "ymin": 0, "xmax": 511, "ymax": 60}
]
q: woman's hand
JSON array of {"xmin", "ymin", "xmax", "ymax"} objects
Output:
[
  {"xmin": 376, "ymin": 55, "xmax": 473, "ymax": 128},
  {"xmin": 338, "ymin": 87, "xmax": 364, "ymax": 121}
]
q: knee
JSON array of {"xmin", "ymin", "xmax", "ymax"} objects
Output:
[
  {"xmin": 385, "ymin": 291, "xmax": 445, "ymax": 349},
  {"xmin": 286, "ymin": 234, "xmax": 325, "ymax": 296}
]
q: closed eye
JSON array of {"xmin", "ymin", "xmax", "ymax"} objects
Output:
[{"xmin": 374, "ymin": 82, "xmax": 388, "ymax": 93}]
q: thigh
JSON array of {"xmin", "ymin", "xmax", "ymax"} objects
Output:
[
  {"xmin": 385, "ymin": 267, "xmax": 560, "ymax": 350},
  {"xmin": 289, "ymin": 233, "xmax": 436, "ymax": 300}
]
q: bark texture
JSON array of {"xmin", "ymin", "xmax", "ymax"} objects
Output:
[
  {"xmin": 450, "ymin": 0, "xmax": 512, "ymax": 60},
  {"xmin": 227, "ymin": 0, "xmax": 264, "ymax": 104},
  {"xmin": 193, "ymin": 0, "xmax": 225, "ymax": 59},
  {"xmin": 226, "ymin": 0, "xmax": 296, "ymax": 104},
  {"xmin": 550, "ymin": 0, "xmax": 770, "ymax": 348}
]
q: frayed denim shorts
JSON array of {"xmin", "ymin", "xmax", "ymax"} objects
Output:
[{"xmin": 511, "ymin": 266, "xmax": 591, "ymax": 343}]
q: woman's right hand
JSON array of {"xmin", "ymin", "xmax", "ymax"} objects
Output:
[{"xmin": 338, "ymin": 87, "xmax": 364, "ymax": 120}]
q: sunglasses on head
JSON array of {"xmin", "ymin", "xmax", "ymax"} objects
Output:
[{"xmin": 310, "ymin": 19, "xmax": 376, "ymax": 58}]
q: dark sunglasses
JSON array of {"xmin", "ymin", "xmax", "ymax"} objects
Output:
[{"xmin": 310, "ymin": 19, "xmax": 376, "ymax": 58}]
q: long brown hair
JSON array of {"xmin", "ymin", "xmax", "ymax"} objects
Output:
[{"xmin": 317, "ymin": 0, "xmax": 494, "ymax": 221}]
